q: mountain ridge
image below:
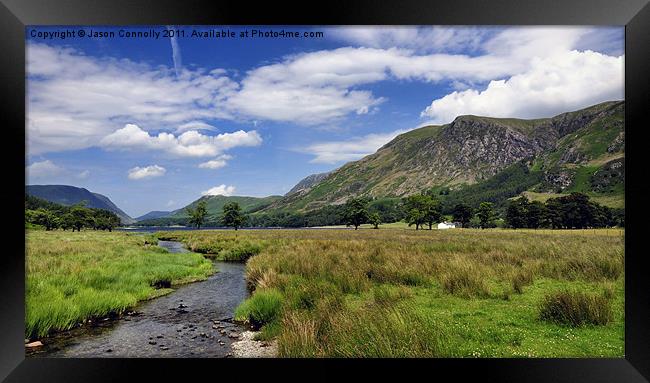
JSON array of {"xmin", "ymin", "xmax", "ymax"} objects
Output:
[
  {"xmin": 265, "ymin": 100, "xmax": 624, "ymax": 213},
  {"xmin": 26, "ymin": 184, "xmax": 135, "ymax": 224}
]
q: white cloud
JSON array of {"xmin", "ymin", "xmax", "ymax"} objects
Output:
[
  {"xmin": 77, "ymin": 170, "xmax": 91, "ymax": 179},
  {"xmin": 421, "ymin": 50, "xmax": 624, "ymax": 123},
  {"xmin": 100, "ymin": 124, "xmax": 262, "ymax": 157},
  {"xmin": 166, "ymin": 200, "xmax": 176, "ymax": 207},
  {"xmin": 26, "ymin": 160, "xmax": 64, "ymax": 178},
  {"xmin": 198, "ymin": 154, "xmax": 233, "ymax": 169},
  {"xmin": 27, "ymin": 43, "xmax": 238, "ymax": 154},
  {"xmin": 176, "ymin": 121, "xmax": 217, "ymax": 133},
  {"xmin": 27, "ymin": 27, "xmax": 623, "ymax": 156},
  {"xmin": 201, "ymin": 184, "xmax": 236, "ymax": 196},
  {"xmin": 127, "ymin": 165, "xmax": 167, "ymax": 180},
  {"xmin": 303, "ymin": 129, "xmax": 410, "ymax": 164},
  {"xmin": 329, "ymin": 26, "xmax": 492, "ymax": 53}
]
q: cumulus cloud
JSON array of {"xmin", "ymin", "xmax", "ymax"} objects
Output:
[
  {"xmin": 127, "ymin": 165, "xmax": 167, "ymax": 180},
  {"xmin": 100, "ymin": 124, "xmax": 262, "ymax": 157},
  {"xmin": 303, "ymin": 129, "xmax": 410, "ymax": 164},
  {"xmin": 198, "ymin": 154, "xmax": 233, "ymax": 169},
  {"xmin": 27, "ymin": 26, "xmax": 623, "ymax": 156},
  {"xmin": 201, "ymin": 184, "xmax": 236, "ymax": 196},
  {"xmin": 27, "ymin": 43, "xmax": 238, "ymax": 154},
  {"xmin": 421, "ymin": 50, "xmax": 624, "ymax": 123},
  {"xmin": 26, "ymin": 160, "xmax": 64, "ymax": 178}
]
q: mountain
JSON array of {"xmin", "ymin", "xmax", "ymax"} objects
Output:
[
  {"xmin": 25, "ymin": 185, "xmax": 136, "ymax": 224},
  {"xmin": 267, "ymin": 101, "xmax": 624, "ymax": 212},
  {"xmin": 170, "ymin": 195, "xmax": 283, "ymax": 218},
  {"xmin": 135, "ymin": 211, "xmax": 172, "ymax": 221},
  {"xmin": 135, "ymin": 194, "xmax": 284, "ymax": 226},
  {"xmin": 285, "ymin": 171, "xmax": 332, "ymax": 197}
]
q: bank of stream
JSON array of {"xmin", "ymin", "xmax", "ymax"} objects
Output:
[{"xmin": 27, "ymin": 240, "xmax": 251, "ymax": 358}]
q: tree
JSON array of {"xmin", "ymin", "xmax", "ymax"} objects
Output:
[
  {"xmin": 505, "ymin": 197, "xmax": 528, "ymax": 229},
  {"xmin": 32, "ymin": 208, "xmax": 59, "ymax": 230},
  {"xmin": 526, "ymin": 200, "xmax": 546, "ymax": 229},
  {"xmin": 368, "ymin": 212, "xmax": 381, "ymax": 229},
  {"xmin": 424, "ymin": 196, "xmax": 442, "ymax": 230},
  {"xmin": 222, "ymin": 202, "xmax": 245, "ymax": 230},
  {"xmin": 452, "ymin": 203, "xmax": 473, "ymax": 228},
  {"xmin": 476, "ymin": 202, "xmax": 495, "ymax": 229},
  {"xmin": 543, "ymin": 198, "xmax": 564, "ymax": 229},
  {"xmin": 187, "ymin": 200, "xmax": 208, "ymax": 229},
  {"xmin": 403, "ymin": 195, "xmax": 428, "ymax": 230},
  {"xmin": 70, "ymin": 205, "xmax": 91, "ymax": 232},
  {"xmin": 343, "ymin": 197, "xmax": 369, "ymax": 230}
]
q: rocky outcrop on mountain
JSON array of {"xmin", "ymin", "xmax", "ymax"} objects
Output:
[
  {"xmin": 591, "ymin": 158, "xmax": 624, "ymax": 192},
  {"xmin": 541, "ymin": 170, "xmax": 575, "ymax": 192},
  {"xmin": 270, "ymin": 101, "xmax": 624, "ymax": 212},
  {"xmin": 285, "ymin": 171, "xmax": 332, "ymax": 196}
]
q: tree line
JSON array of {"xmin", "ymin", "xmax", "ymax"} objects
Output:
[
  {"xmin": 174, "ymin": 191, "xmax": 624, "ymax": 231},
  {"xmin": 25, "ymin": 195, "xmax": 121, "ymax": 231},
  {"xmin": 504, "ymin": 193, "xmax": 622, "ymax": 229}
]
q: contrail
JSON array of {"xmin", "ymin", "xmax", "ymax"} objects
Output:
[{"xmin": 167, "ymin": 26, "xmax": 182, "ymax": 77}]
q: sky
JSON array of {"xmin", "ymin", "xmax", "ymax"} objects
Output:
[{"xmin": 25, "ymin": 26, "xmax": 624, "ymax": 218}]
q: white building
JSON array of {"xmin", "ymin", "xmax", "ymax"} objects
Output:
[{"xmin": 437, "ymin": 221, "xmax": 456, "ymax": 230}]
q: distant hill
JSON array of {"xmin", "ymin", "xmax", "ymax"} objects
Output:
[
  {"xmin": 265, "ymin": 101, "xmax": 625, "ymax": 212},
  {"xmin": 26, "ymin": 185, "xmax": 135, "ymax": 224},
  {"xmin": 134, "ymin": 211, "xmax": 172, "ymax": 221},
  {"xmin": 135, "ymin": 194, "xmax": 283, "ymax": 226}
]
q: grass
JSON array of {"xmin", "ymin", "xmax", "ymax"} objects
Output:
[
  {"xmin": 165, "ymin": 228, "xmax": 624, "ymax": 357},
  {"xmin": 539, "ymin": 290, "xmax": 613, "ymax": 326},
  {"xmin": 156, "ymin": 231, "xmax": 266, "ymax": 261},
  {"xmin": 26, "ymin": 230, "xmax": 213, "ymax": 338},
  {"xmin": 234, "ymin": 288, "xmax": 283, "ymax": 329}
]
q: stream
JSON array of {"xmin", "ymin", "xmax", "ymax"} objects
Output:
[{"xmin": 27, "ymin": 240, "xmax": 249, "ymax": 358}]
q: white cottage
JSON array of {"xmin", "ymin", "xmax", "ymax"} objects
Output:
[{"xmin": 437, "ymin": 221, "xmax": 456, "ymax": 230}]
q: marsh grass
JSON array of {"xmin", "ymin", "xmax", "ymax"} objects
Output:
[
  {"xmin": 147, "ymin": 228, "xmax": 625, "ymax": 357},
  {"xmin": 539, "ymin": 290, "xmax": 613, "ymax": 326},
  {"xmin": 234, "ymin": 288, "xmax": 283, "ymax": 329},
  {"xmin": 26, "ymin": 231, "xmax": 213, "ymax": 338},
  {"xmin": 157, "ymin": 231, "xmax": 265, "ymax": 261}
]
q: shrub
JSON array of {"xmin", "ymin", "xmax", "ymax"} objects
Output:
[
  {"xmin": 235, "ymin": 288, "xmax": 284, "ymax": 329},
  {"xmin": 539, "ymin": 290, "xmax": 613, "ymax": 326}
]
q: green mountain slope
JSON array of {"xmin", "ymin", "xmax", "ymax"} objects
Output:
[
  {"xmin": 135, "ymin": 194, "xmax": 283, "ymax": 226},
  {"xmin": 170, "ymin": 195, "xmax": 283, "ymax": 218},
  {"xmin": 134, "ymin": 211, "xmax": 173, "ymax": 221},
  {"xmin": 267, "ymin": 101, "xmax": 624, "ymax": 213},
  {"xmin": 26, "ymin": 184, "xmax": 135, "ymax": 224}
]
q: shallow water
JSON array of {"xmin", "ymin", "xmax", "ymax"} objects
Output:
[{"xmin": 28, "ymin": 240, "xmax": 249, "ymax": 358}]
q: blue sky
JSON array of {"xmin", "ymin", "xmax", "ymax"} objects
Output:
[{"xmin": 25, "ymin": 26, "xmax": 624, "ymax": 217}]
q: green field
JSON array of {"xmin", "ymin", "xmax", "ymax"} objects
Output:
[
  {"xmin": 161, "ymin": 228, "xmax": 624, "ymax": 357},
  {"xmin": 26, "ymin": 231, "xmax": 213, "ymax": 338}
]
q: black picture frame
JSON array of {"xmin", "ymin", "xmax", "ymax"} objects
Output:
[{"xmin": 1, "ymin": 0, "xmax": 648, "ymax": 381}]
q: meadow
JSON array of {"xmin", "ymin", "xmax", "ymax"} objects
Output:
[
  {"xmin": 25, "ymin": 231, "xmax": 213, "ymax": 338},
  {"xmin": 157, "ymin": 227, "xmax": 624, "ymax": 357}
]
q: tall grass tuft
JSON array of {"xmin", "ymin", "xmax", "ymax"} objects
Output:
[
  {"xmin": 439, "ymin": 260, "xmax": 489, "ymax": 298},
  {"xmin": 234, "ymin": 288, "xmax": 284, "ymax": 329},
  {"xmin": 511, "ymin": 269, "xmax": 534, "ymax": 294},
  {"xmin": 539, "ymin": 290, "xmax": 613, "ymax": 326}
]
